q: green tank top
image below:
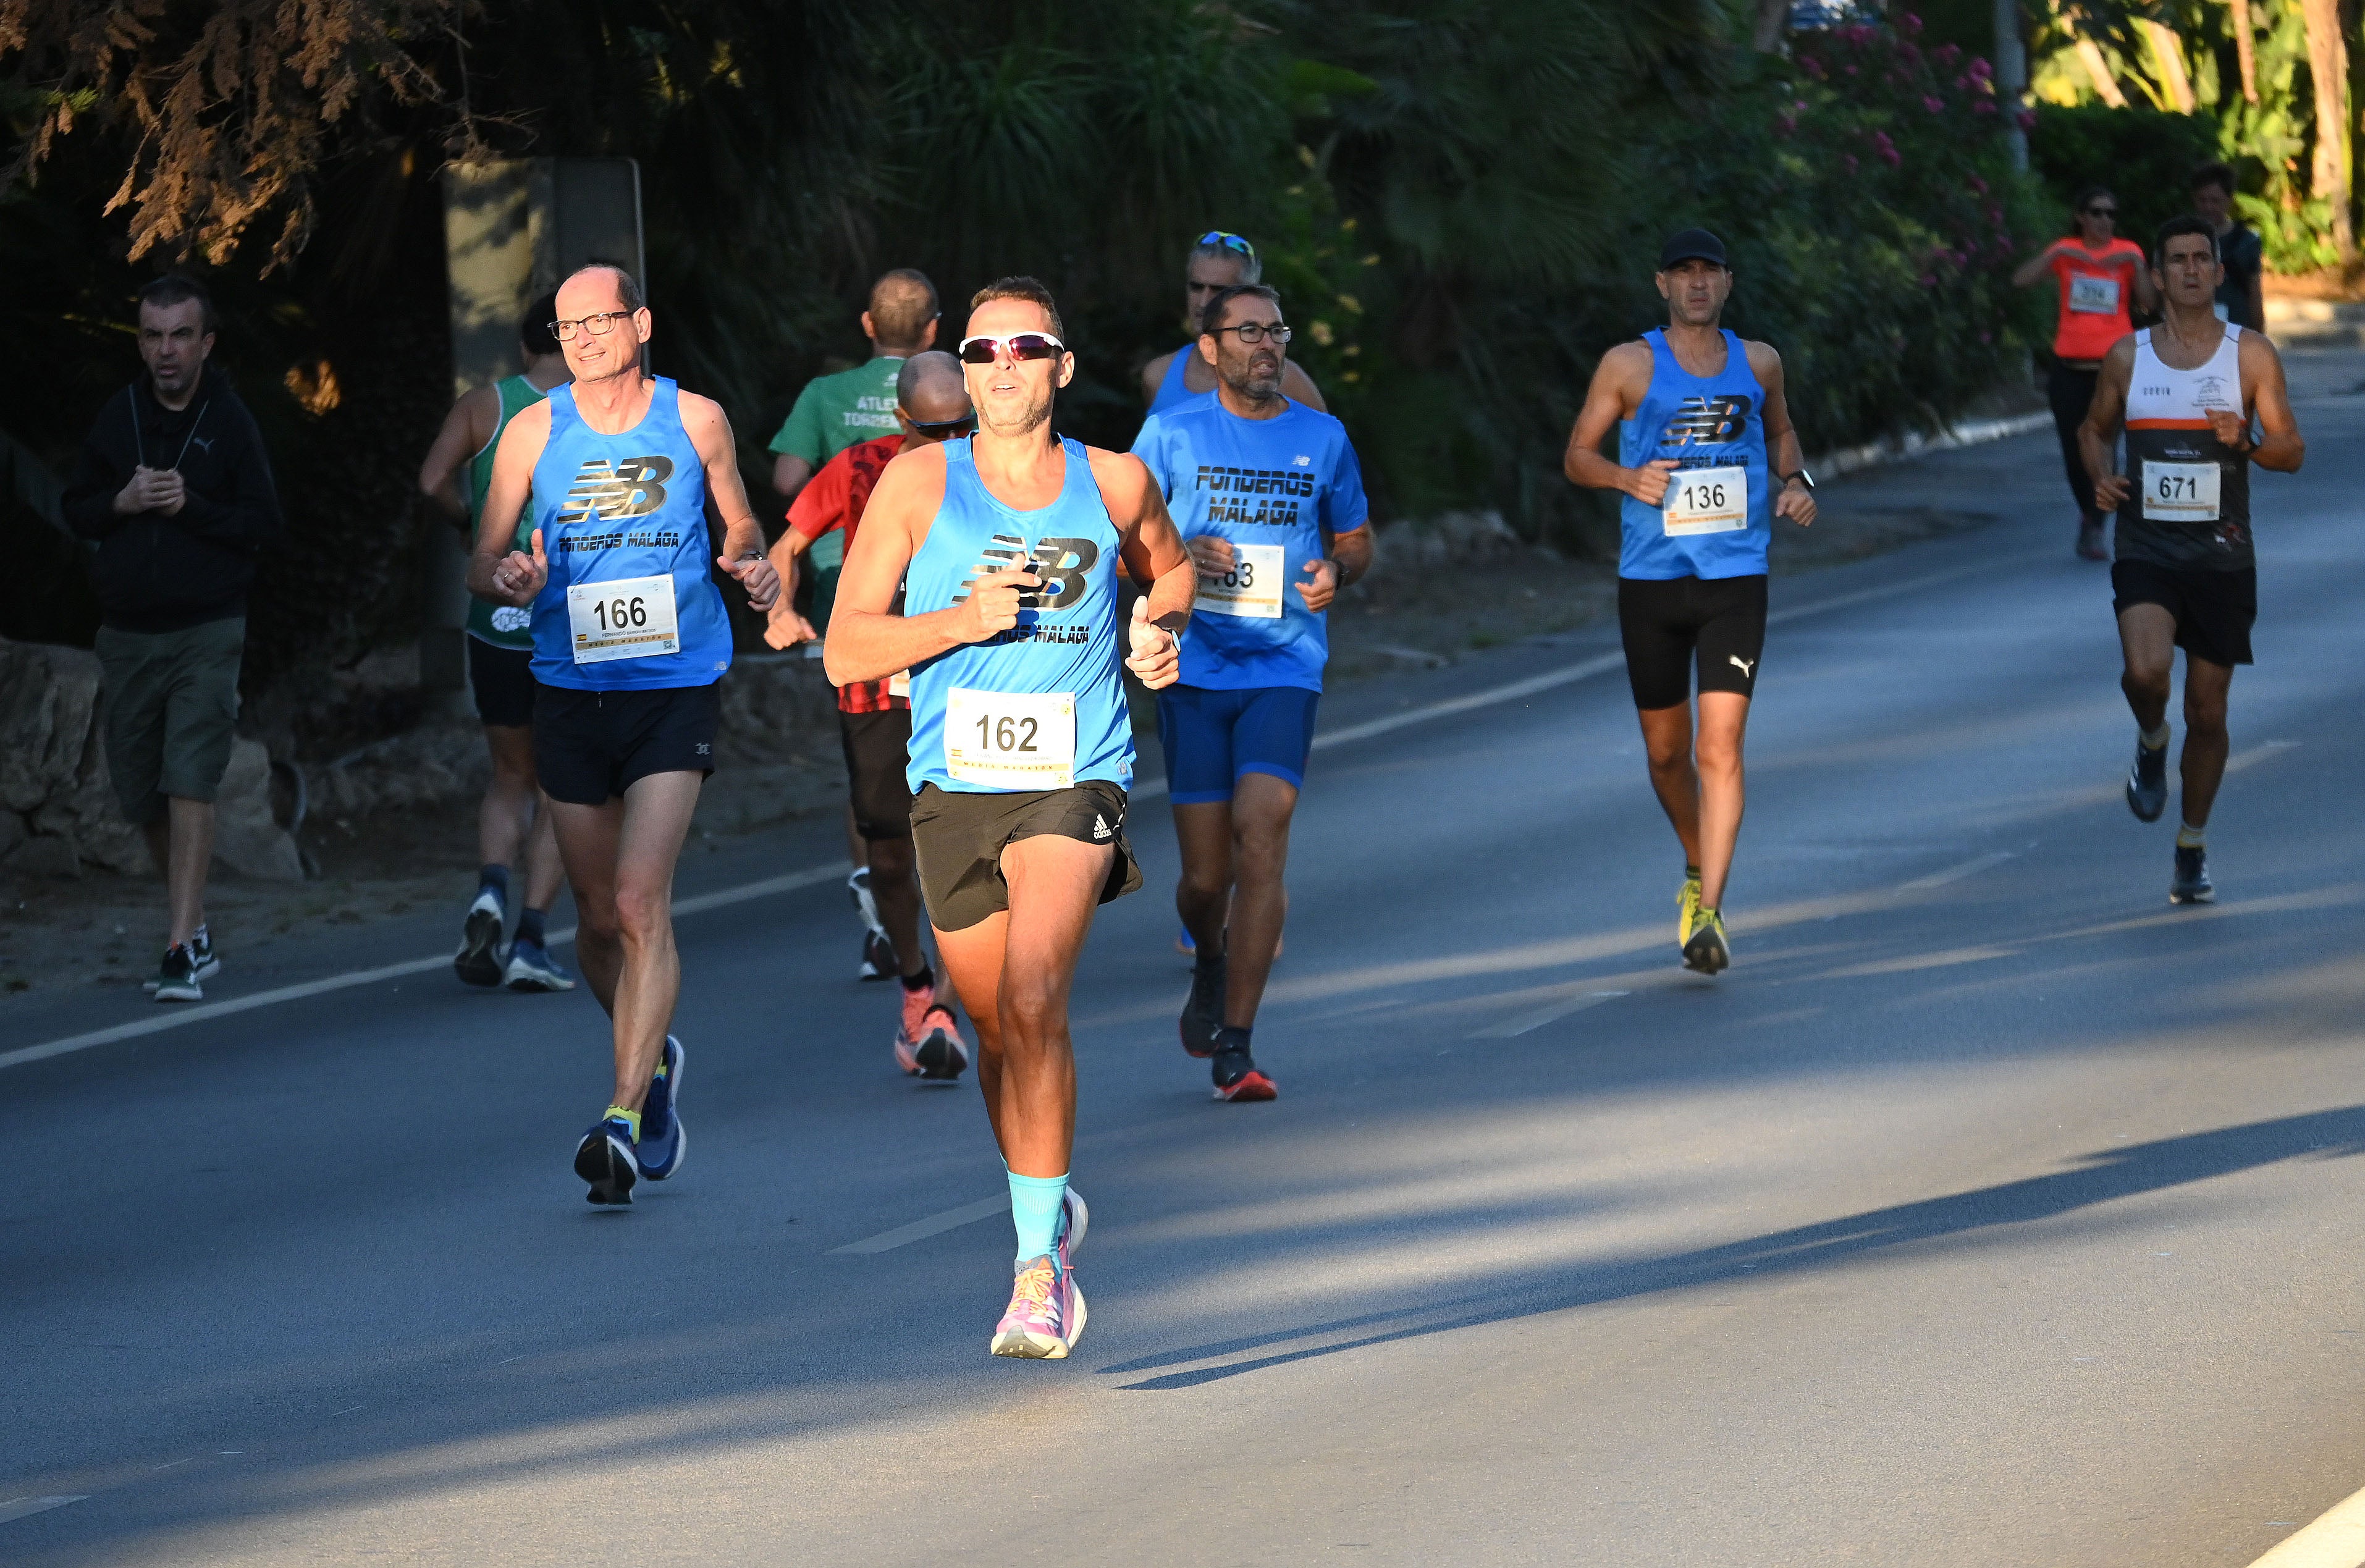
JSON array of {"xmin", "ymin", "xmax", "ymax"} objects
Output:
[{"xmin": 465, "ymin": 375, "xmax": 550, "ymax": 649}]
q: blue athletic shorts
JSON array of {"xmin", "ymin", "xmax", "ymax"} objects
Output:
[{"xmin": 1155, "ymin": 684, "xmax": 1320, "ymax": 804}]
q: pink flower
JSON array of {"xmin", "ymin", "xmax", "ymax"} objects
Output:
[
  {"xmin": 1966, "ymin": 57, "xmax": 1992, "ymax": 82},
  {"xmin": 1924, "ymin": 95, "xmax": 1945, "ymax": 113},
  {"xmin": 1844, "ymin": 153, "xmax": 1859, "ymax": 175},
  {"xmin": 1871, "ymin": 130, "xmax": 1900, "ymax": 167},
  {"xmin": 2015, "ymin": 106, "xmax": 2036, "ymax": 129},
  {"xmin": 1898, "ymin": 10, "xmax": 1923, "ymax": 35},
  {"xmin": 1972, "ymin": 99, "xmax": 1997, "ymax": 116},
  {"xmin": 1920, "ymin": 273, "xmax": 1937, "ymax": 287},
  {"xmin": 1934, "ymin": 43, "xmax": 1962, "ymax": 68},
  {"xmin": 1799, "ymin": 54, "xmax": 1826, "ymax": 80},
  {"xmin": 1968, "ymin": 174, "xmax": 1988, "ymax": 195}
]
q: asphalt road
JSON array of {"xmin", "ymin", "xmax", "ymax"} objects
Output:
[{"xmin": 9, "ymin": 360, "xmax": 2365, "ymax": 1566}]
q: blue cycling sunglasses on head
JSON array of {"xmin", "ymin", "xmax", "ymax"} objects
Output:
[{"xmin": 1197, "ymin": 230, "xmax": 1257, "ymax": 260}]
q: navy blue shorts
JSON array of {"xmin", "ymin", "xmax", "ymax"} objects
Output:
[{"xmin": 1156, "ymin": 684, "xmax": 1320, "ymax": 805}]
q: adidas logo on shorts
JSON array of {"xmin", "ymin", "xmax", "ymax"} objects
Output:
[{"xmin": 1092, "ymin": 814, "xmax": 1112, "ymax": 841}]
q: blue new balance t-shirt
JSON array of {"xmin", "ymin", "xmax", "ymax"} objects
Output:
[{"xmin": 1132, "ymin": 398, "xmax": 1368, "ymax": 693}]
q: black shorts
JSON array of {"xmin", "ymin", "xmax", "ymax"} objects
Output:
[
  {"xmin": 1617, "ymin": 573, "xmax": 1769, "ymax": 710},
  {"xmin": 2112, "ymin": 560, "xmax": 2256, "ymax": 667},
  {"xmin": 840, "ymin": 707, "xmax": 916, "ymax": 840},
  {"xmin": 468, "ymin": 638, "xmax": 536, "ymax": 729},
  {"xmin": 908, "ymin": 780, "xmax": 1142, "ymax": 932},
  {"xmin": 532, "ymin": 681, "xmax": 720, "ymax": 806}
]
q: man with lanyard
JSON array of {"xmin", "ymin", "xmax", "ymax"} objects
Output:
[
  {"xmin": 829, "ymin": 277, "xmax": 1194, "ymax": 1359},
  {"xmin": 1141, "ymin": 234, "xmax": 1328, "ymax": 419},
  {"xmin": 2013, "ymin": 185, "xmax": 2155, "ymax": 560},
  {"xmin": 418, "ymin": 290, "xmax": 575, "ymax": 992},
  {"xmin": 770, "ymin": 268, "xmax": 942, "ymax": 981},
  {"xmin": 471, "ymin": 264, "xmax": 782, "ymax": 1205},
  {"xmin": 1563, "ymin": 228, "xmax": 1816, "ymax": 976},
  {"xmin": 1132, "ymin": 283, "xmax": 1370, "ymax": 1102},
  {"xmin": 2078, "ymin": 216, "xmax": 2303, "ymax": 905},
  {"xmin": 2191, "ymin": 161, "xmax": 2266, "ymax": 332},
  {"xmin": 764, "ymin": 351, "xmax": 976, "ymax": 1081}
]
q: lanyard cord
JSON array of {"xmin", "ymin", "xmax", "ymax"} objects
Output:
[{"xmin": 130, "ymin": 384, "xmax": 210, "ymax": 471}]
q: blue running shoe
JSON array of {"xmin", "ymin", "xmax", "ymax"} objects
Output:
[
  {"xmin": 638, "ymin": 1036, "xmax": 687, "ymax": 1180},
  {"xmin": 1175, "ymin": 923, "xmax": 1196, "ymax": 956},
  {"xmin": 503, "ymin": 938, "xmax": 576, "ymax": 992},
  {"xmin": 574, "ymin": 1112, "xmax": 639, "ymax": 1205}
]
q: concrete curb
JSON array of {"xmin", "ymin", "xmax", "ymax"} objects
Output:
[
  {"xmin": 2245, "ymin": 1483, "xmax": 2365, "ymax": 1567},
  {"xmin": 1816, "ymin": 411, "xmax": 2054, "ymax": 481}
]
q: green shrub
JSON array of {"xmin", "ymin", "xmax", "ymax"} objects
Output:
[{"xmin": 2028, "ymin": 102, "xmax": 2221, "ymax": 261}]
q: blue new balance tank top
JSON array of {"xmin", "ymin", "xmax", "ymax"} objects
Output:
[
  {"xmin": 528, "ymin": 377, "xmax": 733, "ymax": 690},
  {"xmin": 904, "ymin": 436, "xmax": 1134, "ymax": 793},
  {"xmin": 1617, "ymin": 329, "xmax": 1772, "ymax": 581},
  {"xmin": 1147, "ymin": 344, "xmax": 1207, "ymax": 416}
]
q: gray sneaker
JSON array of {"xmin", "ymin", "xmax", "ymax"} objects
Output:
[
  {"xmin": 2127, "ymin": 736, "xmax": 2169, "ymax": 822},
  {"xmin": 2170, "ymin": 845, "xmax": 2214, "ymax": 905}
]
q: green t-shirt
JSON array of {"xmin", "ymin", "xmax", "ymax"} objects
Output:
[{"xmin": 770, "ymin": 357, "xmax": 903, "ymax": 576}]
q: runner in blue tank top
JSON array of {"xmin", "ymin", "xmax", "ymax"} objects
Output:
[
  {"xmin": 1139, "ymin": 231, "xmax": 1329, "ymax": 417},
  {"xmin": 470, "ymin": 263, "xmax": 782, "ymax": 1208},
  {"xmin": 1131, "ymin": 281, "xmax": 1371, "ymax": 1103},
  {"xmin": 1564, "ymin": 228, "xmax": 1817, "ymax": 977},
  {"xmin": 830, "ymin": 277, "xmax": 1196, "ymax": 1360}
]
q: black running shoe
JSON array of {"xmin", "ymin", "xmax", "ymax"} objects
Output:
[
  {"xmin": 454, "ymin": 890, "xmax": 506, "ymax": 987},
  {"xmin": 1180, "ymin": 953, "xmax": 1226, "ymax": 1058},
  {"xmin": 1681, "ymin": 909, "xmax": 1731, "ymax": 975},
  {"xmin": 1211, "ymin": 1038, "xmax": 1276, "ymax": 1102},
  {"xmin": 2127, "ymin": 737, "xmax": 2169, "ymax": 823},
  {"xmin": 2170, "ymin": 845, "xmax": 2214, "ymax": 905},
  {"xmin": 859, "ymin": 928, "xmax": 898, "ymax": 982}
]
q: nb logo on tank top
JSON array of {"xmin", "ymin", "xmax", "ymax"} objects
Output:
[
  {"xmin": 955, "ymin": 531, "xmax": 1102, "ymax": 612},
  {"xmin": 555, "ymin": 456, "xmax": 675, "ymax": 524},
  {"xmin": 1663, "ymin": 395, "xmax": 1754, "ymax": 445}
]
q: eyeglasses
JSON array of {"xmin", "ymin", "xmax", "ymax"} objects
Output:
[
  {"xmin": 908, "ymin": 412, "xmax": 977, "ymax": 436},
  {"xmin": 1208, "ymin": 322, "xmax": 1292, "ymax": 345},
  {"xmin": 1197, "ymin": 231, "xmax": 1257, "ymax": 260},
  {"xmin": 956, "ymin": 333, "xmax": 1066, "ymax": 365},
  {"xmin": 550, "ymin": 310, "xmax": 634, "ymax": 342},
  {"xmin": 2083, "ymin": 206, "xmax": 2118, "ymax": 218}
]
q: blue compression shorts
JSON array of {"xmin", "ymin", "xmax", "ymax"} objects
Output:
[{"xmin": 1155, "ymin": 684, "xmax": 1320, "ymax": 804}]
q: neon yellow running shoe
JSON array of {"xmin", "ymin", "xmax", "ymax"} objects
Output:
[
  {"xmin": 1677, "ymin": 874, "xmax": 1703, "ymax": 949},
  {"xmin": 1682, "ymin": 909, "xmax": 1731, "ymax": 976}
]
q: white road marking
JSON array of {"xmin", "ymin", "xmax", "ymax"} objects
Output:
[
  {"xmin": 0, "ymin": 1496, "xmax": 88, "ymax": 1524},
  {"xmin": 2244, "ymin": 1479, "xmax": 2365, "ymax": 1567},
  {"xmin": 0, "ymin": 558, "xmax": 2018, "ymax": 1074},
  {"xmin": 830, "ymin": 1194, "xmax": 1010, "ymax": 1255},
  {"xmin": 1468, "ymin": 990, "xmax": 1631, "ymax": 1040},
  {"xmin": 1899, "ymin": 851, "xmax": 2017, "ymax": 890},
  {"xmin": 2224, "ymin": 738, "xmax": 2301, "ymax": 773}
]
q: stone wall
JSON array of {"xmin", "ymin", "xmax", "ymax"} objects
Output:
[{"xmin": 0, "ymin": 638, "xmax": 304, "ymax": 881}]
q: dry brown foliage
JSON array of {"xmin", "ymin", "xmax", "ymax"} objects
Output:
[{"xmin": 1, "ymin": 0, "xmax": 468, "ymax": 270}]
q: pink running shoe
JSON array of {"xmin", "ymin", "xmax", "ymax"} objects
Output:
[
  {"xmin": 893, "ymin": 981, "xmax": 970, "ymax": 1081},
  {"xmin": 989, "ymin": 1186, "xmax": 1089, "ymax": 1359}
]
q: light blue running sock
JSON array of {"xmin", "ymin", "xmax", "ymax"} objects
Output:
[{"xmin": 1008, "ymin": 1170, "xmax": 1070, "ymax": 1264}]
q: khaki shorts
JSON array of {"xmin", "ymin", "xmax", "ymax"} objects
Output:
[
  {"xmin": 908, "ymin": 780, "xmax": 1141, "ymax": 932},
  {"xmin": 96, "ymin": 617, "xmax": 246, "ymax": 825}
]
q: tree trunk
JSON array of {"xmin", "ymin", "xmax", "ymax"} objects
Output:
[
  {"xmin": 2300, "ymin": 0, "xmax": 2354, "ymax": 261},
  {"xmin": 2139, "ymin": 20, "xmax": 2196, "ymax": 114},
  {"xmin": 2229, "ymin": 0, "xmax": 2258, "ymax": 104},
  {"xmin": 2074, "ymin": 36, "xmax": 2131, "ymax": 108},
  {"xmin": 1752, "ymin": 0, "xmax": 1788, "ymax": 53}
]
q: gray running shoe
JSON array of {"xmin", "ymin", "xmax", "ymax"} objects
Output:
[
  {"xmin": 503, "ymin": 938, "xmax": 576, "ymax": 992},
  {"xmin": 2170, "ymin": 845, "xmax": 2214, "ymax": 905},
  {"xmin": 454, "ymin": 889, "xmax": 506, "ymax": 987},
  {"xmin": 2127, "ymin": 736, "xmax": 2169, "ymax": 822}
]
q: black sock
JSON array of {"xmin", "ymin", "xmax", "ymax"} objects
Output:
[
  {"xmin": 479, "ymin": 864, "xmax": 510, "ymax": 903},
  {"xmin": 516, "ymin": 906, "xmax": 546, "ymax": 948},
  {"xmin": 1195, "ymin": 949, "xmax": 1226, "ymax": 975},
  {"xmin": 900, "ymin": 961, "xmax": 934, "ymax": 992},
  {"xmin": 1685, "ymin": 864, "xmax": 1701, "ymax": 880},
  {"xmin": 1213, "ymin": 1024, "xmax": 1252, "ymax": 1055}
]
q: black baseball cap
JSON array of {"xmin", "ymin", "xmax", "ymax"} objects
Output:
[{"xmin": 1658, "ymin": 228, "xmax": 1729, "ymax": 270}]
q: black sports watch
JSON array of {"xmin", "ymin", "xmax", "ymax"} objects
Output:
[{"xmin": 1779, "ymin": 468, "xmax": 1816, "ymax": 491}]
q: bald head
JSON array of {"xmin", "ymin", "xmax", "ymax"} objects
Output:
[
  {"xmin": 867, "ymin": 269, "xmax": 940, "ymax": 353},
  {"xmin": 896, "ymin": 350, "xmax": 971, "ymax": 426}
]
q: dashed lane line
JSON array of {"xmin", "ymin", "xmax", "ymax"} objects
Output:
[{"xmin": 1, "ymin": 555, "xmax": 2022, "ymax": 1076}]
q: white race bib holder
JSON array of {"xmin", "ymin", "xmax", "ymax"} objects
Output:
[
  {"xmin": 1194, "ymin": 542, "xmax": 1287, "ymax": 619},
  {"xmin": 567, "ymin": 573, "xmax": 681, "ymax": 664},
  {"xmin": 2068, "ymin": 274, "xmax": 2120, "ymax": 315},
  {"xmin": 945, "ymin": 688, "xmax": 1076, "ymax": 790},
  {"xmin": 1662, "ymin": 466, "xmax": 1748, "ymax": 536},
  {"xmin": 2142, "ymin": 460, "xmax": 2221, "ymax": 522}
]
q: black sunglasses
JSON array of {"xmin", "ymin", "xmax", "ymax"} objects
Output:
[
  {"xmin": 2084, "ymin": 205, "xmax": 2118, "ymax": 217},
  {"xmin": 909, "ymin": 412, "xmax": 977, "ymax": 436}
]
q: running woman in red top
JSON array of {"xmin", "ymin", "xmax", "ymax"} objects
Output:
[
  {"xmin": 2013, "ymin": 184, "xmax": 2155, "ymax": 560},
  {"xmin": 767, "ymin": 352, "xmax": 978, "ymax": 1079}
]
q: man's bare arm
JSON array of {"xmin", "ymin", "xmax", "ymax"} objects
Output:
[
  {"xmin": 2078, "ymin": 337, "xmax": 2136, "ymax": 511},
  {"xmin": 825, "ymin": 452, "xmax": 1043, "ymax": 685},
  {"xmin": 466, "ymin": 402, "xmax": 552, "ymax": 605},
  {"xmin": 1747, "ymin": 342, "xmax": 1816, "ymax": 527},
  {"xmin": 762, "ymin": 529, "xmax": 819, "ymax": 648},
  {"xmin": 2240, "ymin": 333, "xmax": 2305, "ymax": 474},
  {"xmin": 1563, "ymin": 342, "xmax": 1669, "ymax": 503},
  {"xmin": 1139, "ymin": 350, "xmax": 1176, "ymax": 407},
  {"xmin": 418, "ymin": 386, "xmax": 496, "ymax": 518},
  {"xmin": 771, "ymin": 453, "xmax": 816, "ymax": 505},
  {"xmin": 1096, "ymin": 450, "xmax": 1194, "ymax": 636},
  {"xmin": 684, "ymin": 393, "xmax": 778, "ymax": 610}
]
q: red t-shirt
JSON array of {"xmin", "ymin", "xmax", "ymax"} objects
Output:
[
  {"xmin": 2049, "ymin": 238, "xmax": 2146, "ymax": 361},
  {"xmin": 787, "ymin": 435, "xmax": 906, "ymax": 714}
]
